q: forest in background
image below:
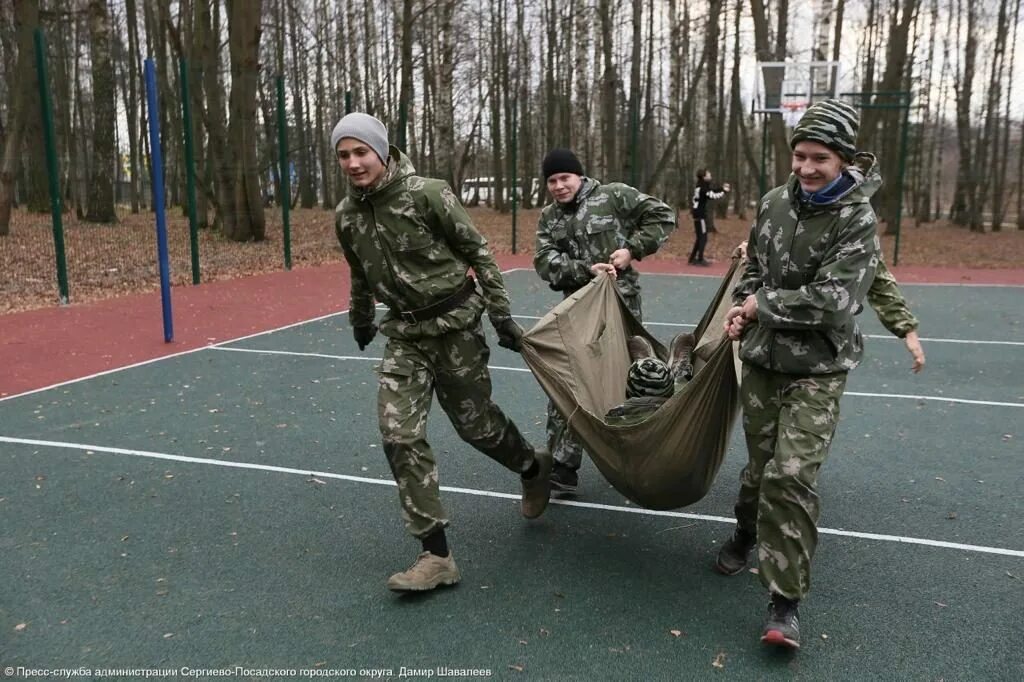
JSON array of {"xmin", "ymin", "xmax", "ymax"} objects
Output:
[{"xmin": 0, "ymin": 0, "xmax": 1021, "ymax": 245}]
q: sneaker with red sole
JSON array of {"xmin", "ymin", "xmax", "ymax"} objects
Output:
[{"xmin": 761, "ymin": 593, "xmax": 801, "ymax": 650}]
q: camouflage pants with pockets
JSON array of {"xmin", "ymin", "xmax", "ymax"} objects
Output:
[
  {"xmin": 377, "ymin": 323, "xmax": 535, "ymax": 538},
  {"xmin": 547, "ymin": 293, "xmax": 642, "ymax": 469},
  {"xmin": 733, "ymin": 362, "xmax": 848, "ymax": 600}
]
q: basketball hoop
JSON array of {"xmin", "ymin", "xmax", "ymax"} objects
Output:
[{"xmin": 781, "ymin": 101, "xmax": 807, "ymax": 128}]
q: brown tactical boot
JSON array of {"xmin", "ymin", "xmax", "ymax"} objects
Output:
[
  {"xmin": 386, "ymin": 551, "xmax": 461, "ymax": 592},
  {"xmin": 521, "ymin": 448, "xmax": 553, "ymax": 519},
  {"xmin": 627, "ymin": 335, "xmax": 656, "ymax": 362},
  {"xmin": 668, "ymin": 332, "xmax": 697, "ymax": 381}
]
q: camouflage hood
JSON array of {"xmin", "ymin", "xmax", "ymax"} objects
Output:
[{"xmin": 787, "ymin": 152, "xmax": 881, "ymax": 211}]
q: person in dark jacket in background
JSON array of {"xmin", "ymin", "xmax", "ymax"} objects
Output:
[{"xmin": 689, "ymin": 168, "xmax": 730, "ymax": 266}]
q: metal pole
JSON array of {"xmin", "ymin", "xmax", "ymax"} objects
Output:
[
  {"xmin": 759, "ymin": 114, "xmax": 769, "ymax": 198},
  {"xmin": 144, "ymin": 58, "xmax": 174, "ymax": 342},
  {"xmin": 629, "ymin": 100, "xmax": 639, "ymax": 187},
  {"xmin": 33, "ymin": 29, "xmax": 69, "ymax": 304},
  {"xmin": 276, "ymin": 76, "xmax": 292, "ymax": 270},
  {"xmin": 510, "ymin": 102, "xmax": 518, "ymax": 255},
  {"xmin": 179, "ymin": 58, "xmax": 200, "ymax": 284},
  {"xmin": 892, "ymin": 93, "xmax": 912, "ymax": 266}
]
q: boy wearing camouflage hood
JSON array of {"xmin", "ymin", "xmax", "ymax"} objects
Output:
[
  {"xmin": 534, "ymin": 148, "xmax": 677, "ymax": 492},
  {"xmin": 720, "ymin": 100, "xmax": 881, "ymax": 650},
  {"xmin": 332, "ymin": 113, "xmax": 552, "ymax": 593}
]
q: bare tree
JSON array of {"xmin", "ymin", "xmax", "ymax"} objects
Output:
[
  {"xmin": 949, "ymin": 0, "xmax": 977, "ymax": 226},
  {"xmin": 0, "ymin": 0, "xmax": 39, "ymax": 235},
  {"xmin": 84, "ymin": 0, "xmax": 116, "ymax": 222},
  {"xmin": 219, "ymin": 0, "xmax": 265, "ymax": 241}
]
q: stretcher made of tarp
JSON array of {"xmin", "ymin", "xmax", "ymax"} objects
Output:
[{"xmin": 520, "ymin": 260, "xmax": 743, "ymax": 510}]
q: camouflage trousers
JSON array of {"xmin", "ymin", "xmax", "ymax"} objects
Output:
[
  {"xmin": 377, "ymin": 324, "xmax": 535, "ymax": 539},
  {"xmin": 548, "ymin": 293, "xmax": 642, "ymax": 469},
  {"xmin": 732, "ymin": 362, "xmax": 848, "ymax": 601}
]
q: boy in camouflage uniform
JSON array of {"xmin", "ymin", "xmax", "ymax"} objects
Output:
[
  {"xmin": 331, "ymin": 113, "xmax": 552, "ymax": 593},
  {"xmin": 720, "ymin": 99, "xmax": 882, "ymax": 650},
  {"xmin": 533, "ymin": 148, "xmax": 676, "ymax": 492}
]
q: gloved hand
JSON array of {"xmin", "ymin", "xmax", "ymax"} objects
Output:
[
  {"xmin": 490, "ymin": 316, "xmax": 524, "ymax": 352},
  {"xmin": 353, "ymin": 324, "xmax": 377, "ymax": 351}
]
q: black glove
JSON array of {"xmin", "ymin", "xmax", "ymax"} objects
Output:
[
  {"xmin": 353, "ymin": 324, "xmax": 377, "ymax": 351},
  {"xmin": 490, "ymin": 316, "xmax": 524, "ymax": 352}
]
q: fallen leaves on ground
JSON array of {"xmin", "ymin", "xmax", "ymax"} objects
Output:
[{"xmin": 2, "ymin": 206, "xmax": 1022, "ymax": 314}]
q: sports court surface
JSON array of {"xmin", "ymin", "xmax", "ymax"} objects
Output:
[{"xmin": 1, "ymin": 267, "xmax": 1022, "ymax": 680}]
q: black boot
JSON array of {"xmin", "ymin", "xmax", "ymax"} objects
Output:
[
  {"xmin": 761, "ymin": 593, "xmax": 801, "ymax": 650},
  {"xmin": 714, "ymin": 528, "xmax": 755, "ymax": 575},
  {"xmin": 550, "ymin": 461, "xmax": 579, "ymax": 493}
]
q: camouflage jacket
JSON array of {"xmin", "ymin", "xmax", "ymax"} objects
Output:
[
  {"xmin": 605, "ymin": 396, "xmax": 667, "ymax": 426},
  {"xmin": 734, "ymin": 153, "xmax": 881, "ymax": 374},
  {"xmin": 335, "ymin": 147, "xmax": 513, "ymax": 340},
  {"xmin": 867, "ymin": 258, "xmax": 919, "ymax": 338},
  {"xmin": 534, "ymin": 177, "xmax": 676, "ymax": 298}
]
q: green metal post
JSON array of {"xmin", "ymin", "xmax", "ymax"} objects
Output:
[
  {"xmin": 891, "ymin": 93, "xmax": 911, "ymax": 266},
  {"xmin": 510, "ymin": 102, "xmax": 518, "ymax": 255},
  {"xmin": 179, "ymin": 58, "xmax": 200, "ymax": 284},
  {"xmin": 759, "ymin": 115, "xmax": 769, "ymax": 198},
  {"xmin": 34, "ymin": 29, "xmax": 69, "ymax": 304},
  {"xmin": 276, "ymin": 76, "xmax": 292, "ymax": 270},
  {"xmin": 629, "ymin": 101, "xmax": 639, "ymax": 187}
]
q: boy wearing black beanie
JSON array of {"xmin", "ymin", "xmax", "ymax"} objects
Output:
[{"xmin": 533, "ymin": 148, "xmax": 676, "ymax": 493}]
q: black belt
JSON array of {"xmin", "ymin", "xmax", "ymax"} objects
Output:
[{"xmin": 397, "ymin": 277, "xmax": 477, "ymax": 324}]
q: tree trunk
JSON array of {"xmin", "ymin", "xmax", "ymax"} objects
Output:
[
  {"xmin": 0, "ymin": 0, "xmax": 40, "ymax": 235},
  {"xmin": 434, "ymin": 0, "xmax": 457, "ymax": 187},
  {"xmin": 598, "ymin": 0, "xmax": 617, "ymax": 181},
  {"xmin": 84, "ymin": 0, "xmax": 117, "ymax": 222},
  {"xmin": 222, "ymin": 0, "xmax": 265, "ymax": 241},
  {"xmin": 949, "ymin": 0, "xmax": 977, "ymax": 226},
  {"xmin": 749, "ymin": 0, "xmax": 790, "ymax": 186}
]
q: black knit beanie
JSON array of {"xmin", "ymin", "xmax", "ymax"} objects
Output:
[{"xmin": 542, "ymin": 148, "xmax": 584, "ymax": 180}]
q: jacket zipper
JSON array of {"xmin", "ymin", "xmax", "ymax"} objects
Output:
[{"xmin": 367, "ymin": 199, "xmax": 407, "ymax": 307}]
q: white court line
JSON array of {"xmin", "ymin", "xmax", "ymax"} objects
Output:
[
  {"xmin": 1, "ymin": 434, "xmax": 1021, "ymax": 559},
  {"xmin": 209, "ymin": 346, "xmax": 1024, "ymax": 408},
  {"xmin": 0, "ymin": 309, "xmax": 351, "ymax": 405},
  {"xmin": 3, "ymin": 261, "xmax": 1018, "ymax": 406},
  {"xmin": 214, "ymin": 346, "xmax": 532, "ymax": 373},
  {"xmin": 0, "ymin": 265, "xmax": 530, "ymax": 404},
  {"xmin": 510, "ymin": 315, "xmax": 1024, "ymax": 346},
  {"xmin": 628, "ymin": 271, "xmax": 1024, "ymax": 288}
]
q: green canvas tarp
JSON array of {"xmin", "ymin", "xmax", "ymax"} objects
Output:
[{"xmin": 520, "ymin": 260, "xmax": 743, "ymax": 510}]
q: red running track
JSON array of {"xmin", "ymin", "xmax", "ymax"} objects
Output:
[{"xmin": 2, "ymin": 255, "xmax": 1021, "ymax": 398}]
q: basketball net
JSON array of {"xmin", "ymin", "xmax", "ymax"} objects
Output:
[{"xmin": 782, "ymin": 102, "xmax": 807, "ymax": 128}]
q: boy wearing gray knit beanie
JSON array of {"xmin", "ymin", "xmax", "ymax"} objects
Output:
[{"xmin": 331, "ymin": 112, "xmax": 552, "ymax": 594}]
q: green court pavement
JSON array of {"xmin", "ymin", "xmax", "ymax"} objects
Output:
[{"xmin": 0, "ymin": 271, "xmax": 1021, "ymax": 680}]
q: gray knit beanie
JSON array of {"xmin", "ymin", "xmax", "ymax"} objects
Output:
[
  {"xmin": 330, "ymin": 113, "xmax": 389, "ymax": 164},
  {"xmin": 789, "ymin": 99, "xmax": 859, "ymax": 162}
]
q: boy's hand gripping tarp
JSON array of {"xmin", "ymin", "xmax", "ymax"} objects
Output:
[{"xmin": 520, "ymin": 261, "xmax": 743, "ymax": 510}]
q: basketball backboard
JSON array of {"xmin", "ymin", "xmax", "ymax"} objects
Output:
[{"xmin": 753, "ymin": 61, "xmax": 841, "ymax": 127}]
